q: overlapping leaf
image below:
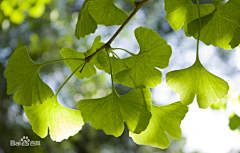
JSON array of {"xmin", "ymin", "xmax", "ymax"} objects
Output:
[
  {"xmin": 166, "ymin": 59, "xmax": 229, "ymax": 109},
  {"xmin": 97, "ymin": 50, "xmax": 135, "ymax": 82},
  {"xmin": 24, "ymin": 95, "xmax": 84, "ymax": 142},
  {"xmin": 130, "ymin": 102, "xmax": 188, "ymax": 149},
  {"xmin": 115, "ymin": 27, "xmax": 172, "ymax": 88},
  {"xmin": 77, "ymin": 87, "xmax": 152, "ymax": 137},
  {"xmin": 164, "ymin": 0, "xmax": 215, "ymax": 34},
  {"xmin": 75, "ymin": 0, "xmax": 97, "ymax": 39},
  {"xmin": 88, "ymin": 0, "xmax": 128, "ymax": 26},
  {"xmin": 60, "ymin": 36, "xmax": 104, "ymax": 79},
  {"xmin": 4, "ymin": 46, "xmax": 53, "ymax": 106},
  {"xmin": 188, "ymin": 0, "xmax": 240, "ymax": 49}
]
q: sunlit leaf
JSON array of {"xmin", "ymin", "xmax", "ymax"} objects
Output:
[
  {"xmin": 115, "ymin": 27, "xmax": 172, "ymax": 88},
  {"xmin": 130, "ymin": 102, "xmax": 188, "ymax": 149},
  {"xmin": 75, "ymin": 0, "xmax": 97, "ymax": 39},
  {"xmin": 77, "ymin": 87, "xmax": 152, "ymax": 137},
  {"xmin": 60, "ymin": 36, "xmax": 104, "ymax": 79},
  {"xmin": 188, "ymin": 0, "xmax": 240, "ymax": 49},
  {"xmin": 164, "ymin": 0, "xmax": 215, "ymax": 34},
  {"xmin": 4, "ymin": 46, "xmax": 53, "ymax": 106},
  {"xmin": 89, "ymin": 0, "xmax": 128, "ymax": 26},
  {"xmin": 24, "ymin": 95, "xmax": 84, "ymax": 142},
  {"xmin": 166, "ymin": 59, "xmax": 229, "ymax": 109},
  {"xmin": 97, "ymin": 50, "xmax": 135, "ymax": 82}
]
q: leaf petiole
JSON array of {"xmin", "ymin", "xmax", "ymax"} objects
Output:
[
  {"xmin": 110, "ymin": 50, "xmax": 129, "ymax": 69},
  {"xmin": 106, "ymin": 50, "xmax": 115, "ymax": 92},
  {"xmin": 196, "ymin": 0, "xmax": 201, "ymax": 60},
  {"xmin": 111, "ymin": 48, "xmax": 136, "ymax": 56},
  {"xmin": 56, "ymin": 62, "xmax": 85, "ymax": 95},
  {"xmin": 41, "ymin": 58, "xmax": 85, "ymax": 66}
]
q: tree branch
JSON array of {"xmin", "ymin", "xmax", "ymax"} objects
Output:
[{"xmin": 85, "ymin": 0, "xmax": 149, "ymax": 62}]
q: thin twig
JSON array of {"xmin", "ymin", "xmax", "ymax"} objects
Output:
[{"xmin": 85, "ymin": 0, "xmax": 149, "ymax": 62}]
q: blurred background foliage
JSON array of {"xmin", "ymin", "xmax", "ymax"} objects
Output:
[{"xmin": 0, "ymin": 0, "xmax": 240, "ymax": 153}]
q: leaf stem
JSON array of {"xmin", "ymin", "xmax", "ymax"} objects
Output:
[
  {"xmin": 111, "ymin": 48, "xmax": 136, "ymax": 56},
  {"xmin": 85, "ymin": 0, "xmax": 149, "ymax": 62},
  {"xmin": 196, "ymin": 0, "xmax": 201, "ymax": 61},
  {"xmin": 106, "ymin": 50, "xmax": 115, "ymax": 92},
  {"xmin": 41, "ymin": 58, "xmax": 85, "ymax": 66},
  {"xmin": 110, "ymin": 50, "xmax": 129, "ymax": 69},
  {"xmin": 111, "ymin": 51, "xmax": 137, "ymax": 88},
  {"xmin": 56, "ymin": 62, "xmax": 85, "ymax": 95}
]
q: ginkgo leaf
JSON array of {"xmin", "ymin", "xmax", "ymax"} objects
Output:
[
  {"xmin": 60, "ymin": 36, "xmax": 103, "ymax": 79},
  {"xmin": 77, "ymin": 87, "xmax": 152, "ymax": 137},
  {"xmin": 75, "ymin": 0, "xmax": 97, "ymax": 39},
  {"xmin": 115, "ymin": 27, "xmax": 172, "ymax": 88},
  {"xmin": 229, "ymin": 113, "xmax": 240, "ymax": 131},
  {"xmin": 164, "ymin": 0, "xmax": 215, "ymax": 35},
  {"xmin": 97, "ymin": 50, "xmax": 135, "ymax": 82},
  {"xmin": 166, "ymin": 59, "xmax": 229, "ymax": 109},
  {"xmin": 130, "ymin": 102, "xmax": 188, "ymax": 149},
  {"xmin": 88, "ymin": 0, "xmax": 128, "ymax": 26},
  {"xmin": 188, "ymin": 0, "xmax": 240, "ymax": 49},
  {"xmin": 24, "ymin": 95, "xmax": 84, "ymax": 142},
  {"xmin": 4, "ymin": 46, "xmax": 53, "ymax": 106}
]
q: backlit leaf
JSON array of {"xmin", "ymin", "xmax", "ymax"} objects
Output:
[
  {"xmin": 115, "ymin": 27, "xmax": 172, "ymax": 88},
  {"xmin": 24, "ymin": 95, "xmax": 84, "ymax": 142},
  {"xmin": 60, "ymin": 36, "xmax": 103, "ymax": 79},
  {"xmin": 75, "ymin": 0, "xmax": 97, "ymax": 39},
  {"xmin": 4, "ymin": 46, "xmax": 53, "ymax": 106},
  {"xmin": 166, "ymin": 59, "xmax": 229, "ymax": 109},
  {"xmin": 77, "ymin": 87, "xmax": 152, "ymax": 137},
  {"xmin": 164, "ymin": 0, "xmax": 215, "ymax": 35},
  {"xmin": 130, "ymin": 102, "xmax": 188, "ymax": 149},
  {"xmin": 188, "ymin": 0, "xmax": 240, "ymax": 49},
  {"xmin": 89, "ymin": 0, "xmax": 128, "ymax": 26}
]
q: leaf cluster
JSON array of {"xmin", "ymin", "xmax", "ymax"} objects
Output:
[{"xmin": 4, "ymin": 0, "xmax": 240, "ymax": 149}]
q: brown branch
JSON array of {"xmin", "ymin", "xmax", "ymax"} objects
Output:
[{"xmin": 85, "ymin": 0, "xmax": 149, "ymax": 62}]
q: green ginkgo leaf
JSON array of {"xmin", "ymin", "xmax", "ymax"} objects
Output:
[
  {"xmin": 88, "ymin": 0, "xmax": 128, "ymax": 26},
  {"xmin": 24, "ymin": 95, "xmax": 84, "ymax": 142},
  {"xmin": 166, "ymin": 59, "xmax": 229, "ymax": 109},
  {"xmin": 75, "ymin": 0, "xmax": 97, "ymax": 39},
  {"xmin": 4, "ymin": 46, "xmax": 53, "ymax": 106},
  {"xmin": 229, "ymin": 113, "xmax": 240, "ymax": 131},
  {"xmin": 77, "ymin": 87, "xmax": 152, "ymax": 137},
  {"xmin": 97, "ymin": 50, "xmax": 135, "ymax": 82},
  {"xmin": 164, "ymin": 0, "xmax": 215, "ymax": 35},
  {"xmin": 188, "ymin": 0, "xmax": 240, "ymax": 49},
  {"xmin": 60, "ymin": 36, "xmax": 104, "ymax": 79},
  {"xmin": 115, "ymin": 27, "xmax": 172, "ymax": 88},
  {"xmin": 130, "ymin": 102, "xmax": 188, "ymax": 149}
]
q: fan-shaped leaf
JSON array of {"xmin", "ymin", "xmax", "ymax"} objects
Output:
[
  {"xmin": 130, "ymin": 102, "xmax": 188, "ymax": 149},
  {"xmin": 89, "ymin": 0, "xmax": 128, "ymax": 26},
  {"xmin": 77, "ymin": 87, "xmax": 152, "ymax": 137},
  {"xmin": 4, "ymin": 46, "xmax": 53, "ymax": 106},
  {"xmin": 166, "ymin": 59, "xmax": 229, "ymax": 108},
  {"xmin": 115, "ymin": 27, "xmax": 172, "ymax": 88},
  {"xmin": 24, "ymin": 95, "xmax": 84, "ymax": 142}
]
